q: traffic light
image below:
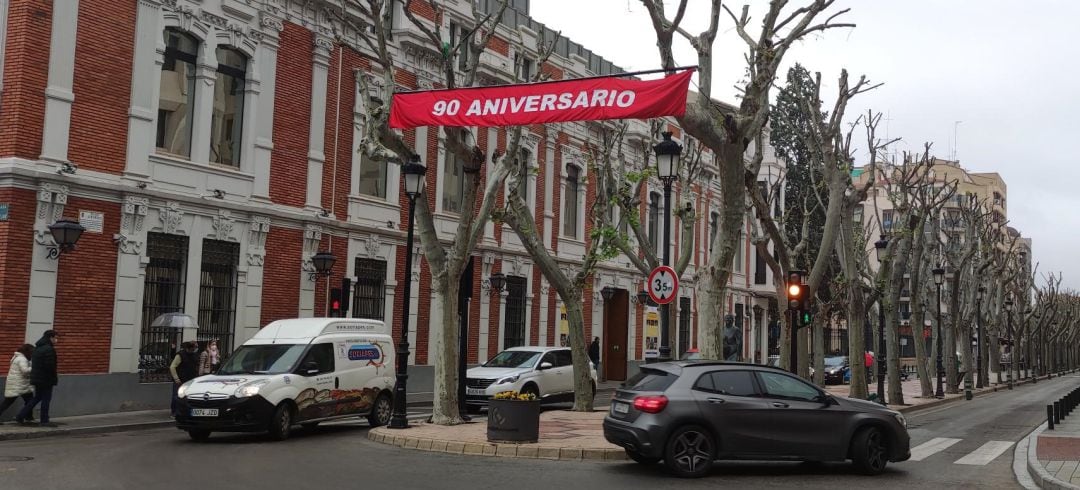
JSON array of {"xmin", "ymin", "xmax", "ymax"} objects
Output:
[
  {"xmin": 340, "ymin": 278, "xmax": 352, "ymax": 317},
  {"xmin": 786, "ymin": 270, "xmax": 804, "ymax": 310},
  {"xmin": 329, "ymin": 288, "xmax": 343, "ymax": 317},
  {"xmin": 800, "ymin": 296, "xmax": 813, "ymax": 327}
]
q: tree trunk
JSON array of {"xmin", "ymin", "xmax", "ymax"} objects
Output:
[
  {"xmin": 835, "ymin": 212, "xmax": 867, "ymax": 399},
  {"xmin": 911, "ymin": 303, "xmax": 933, "ymax": 397},
  {"xmin": 990, "ymin": 332, "xmax": 1001, "ymax": 384},
  {"xmin": 946, "ymin": 274, "xmax": 961, "ymax": 394},
  {"xmin": 813, "ymin": 316, "xmax": 825, "ymax": 386},
  {"xmin": 945, "ymin": 317, "xmax": 957, "ymax": 394},
  {"xmin": 798, "ymin": 323, "xmax": 810, "ymax": 379},
  {"xmin": 697, "ymin": 270, "xmax": 725, "ymax": 360},
  {"xmin": 885, "ymin": 297, "xmax": 904, "ymax": 405},
  {"xmin": 429, "ymin": 275, "xmax": 463, "ymax": 425},
  {"xmin": 562, "ymin": 290, "xmax": 595, "ymax": 411}
]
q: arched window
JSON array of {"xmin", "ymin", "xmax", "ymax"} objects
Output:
[
  {"xmin": 157, "ymin": 29, "xmax": 198, "ymax": 157},
  {"xmin": 210, "ymin": 47, "xmax": 247, "ymax": 166},
  {"xmin": 563, "ymin": 164, "xmax": 581, "ymax": 239},
  {"xmin": 648, "ymin": 192, "xmax": 660, "ymax": 250}
]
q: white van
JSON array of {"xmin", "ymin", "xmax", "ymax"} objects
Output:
[{"xmin": 175, "ymin": 318, "xmax": 395, "ymax": 441}]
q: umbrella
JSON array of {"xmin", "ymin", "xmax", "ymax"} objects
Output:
[{"xmin": 150, "ymin": 313, "xmax": 199, "ymax": 330}]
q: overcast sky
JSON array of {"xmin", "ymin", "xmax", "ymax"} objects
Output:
[{"xmin": 531, "ymin": 0, "xmax": 1077, "ymax": 289}]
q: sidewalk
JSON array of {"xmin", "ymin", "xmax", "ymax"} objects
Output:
[
  {"xmin": 825, "ymin": 371, "xmax": 1042, "ymax": 414},
  {"xmin": 0, "ymin": 409, "xmax": 174, "ymax": 442},
  {"xmin": 1027, "ymin": 375, "xmax": 1080, "ymax": 489}
]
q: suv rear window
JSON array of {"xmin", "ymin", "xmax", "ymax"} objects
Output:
[{"xmin": 623, "ymin": 369, "xmax": 677, "ymax": 392}]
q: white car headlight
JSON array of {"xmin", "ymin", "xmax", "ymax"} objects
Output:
[
  {"xmin": 177, "ymin": 380, "xmax": 193, "ymax": 398},
  {"xmin": 236, "ymin": 380, "xmax": 269, "ymax": 398},
  {"xmin": 495, "ymin": 374, "xmax": 520, "ymax": 385}
]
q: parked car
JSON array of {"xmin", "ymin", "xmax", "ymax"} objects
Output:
[
  {"xmin": 822, "ymin": 356, "xmax": 849, "ymax": 384},
  {"xmin": 603, "ymin": 361, "xmax": 910, "ymax": 478},
  {"xmin": 465, "ymin": 346, "xmax": 597, "ymax": 410}
]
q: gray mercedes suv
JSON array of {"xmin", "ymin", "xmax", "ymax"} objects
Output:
[{"xmin": 603, "ymin": 361, "xmax": 910, "ymax": 478}]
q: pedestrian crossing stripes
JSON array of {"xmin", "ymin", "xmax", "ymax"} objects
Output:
[
  {"xmin": 910, "ymin": 437, "xmax": 962, "ymax": 461},
  {"xmin": 953, "ymin": 441, "xmax": 1014, "ymax": 465},
  {"xmin": 908, "ymin": 437, "xmax": 1015, "ymax": 466}
]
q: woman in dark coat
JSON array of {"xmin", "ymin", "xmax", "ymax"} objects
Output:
[{"xmin": 17, "ymin": 330, "xmax": 59, "ymax": 426}]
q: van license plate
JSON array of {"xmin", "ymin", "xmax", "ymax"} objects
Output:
[
  {"xmin": 612, "ymin": 402, "xmax": 629, "ymax": 414},
  {"xmin": 191, "ymin": 408, "xmax": 218, "ymax": 417},
  {"xmin": 466, "ymin": 388, "xmax": 486, "ymax": 396}
]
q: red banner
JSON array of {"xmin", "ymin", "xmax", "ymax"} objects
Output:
[{"xmin": 388, "ymin": 69, "xmax": 694, "ymax": 129}]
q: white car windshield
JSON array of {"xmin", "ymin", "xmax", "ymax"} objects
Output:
[
  {"xmin": 217, "ymin": 344, "xmax": 307, "ymax": 375},
  {"xmin": 483, "ymin": 350, "xmax": 541, "ymax": 368}
]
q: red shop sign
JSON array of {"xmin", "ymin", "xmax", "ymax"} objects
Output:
[{"xmin": 389, "ymin": 69, "xmax": 694, "ymax": 129}]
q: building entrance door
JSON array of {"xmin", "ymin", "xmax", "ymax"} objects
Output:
[{"xmin": 603, "ymin": 289, "xmax": 629, "ymax": 381}]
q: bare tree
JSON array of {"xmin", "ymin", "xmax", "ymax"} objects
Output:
[{"xmin": 640, "ymin": 0, "xmax": 854, "ymax": 358}]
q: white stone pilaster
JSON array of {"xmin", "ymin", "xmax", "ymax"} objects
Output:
[
  {"xmin": 0, "ymin": 0, "xmax": 10, "ymax": 94},
  {"xmin": 189, "ymin": 43, "xmax": 218, "ymax": 163},
  {"xmin": 299, "ymin": 224, "xmax": 322, "ymax": 317},
  {"xmin": 251, "ymin": 16, "xmax": 282, "ymax": 200},
  {"xmin": 109, "ymin": 196, "xmax": 150, "ymax": 373},
  {"xmin": 124, "ymin": 0, "xmax": 164, "ymax": 179},
  {"xmin": 25, "ymin": 184, "xmax": 68, "ymax": 341},
  {"xmin": 182, "ymin": 219, "xmax": 205, "ymax": 342},
  {"xmin": 39, "ymin": 0, "xmax": 80, "ymax": 165},
  {"xmin": 305, "ymin": 37, "xmax": 332, "ymax": 212},
  {"xmin": 239, "ymin": 216, "xmax": 270, "ymax": 343}
]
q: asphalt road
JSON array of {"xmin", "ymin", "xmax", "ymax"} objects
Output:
[{"xmin": 0, "ymin": 377, "xmax": 1074, "ymax": 489}]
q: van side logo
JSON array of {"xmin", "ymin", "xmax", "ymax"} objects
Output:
[{"xmin": 348, "ymin": 344, "xmax": 382, "ymax": 361}]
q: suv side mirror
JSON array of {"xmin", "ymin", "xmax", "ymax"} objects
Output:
[
  {"xmin": 817, "ymin": 393, "xmax": 836, "ymax": 406},
  {"xmin": 303, "ymin": 361, "xmax": 320, "ymax": 375},
  {"xmin": 538, "ymin": 362, "xmax": 553, "ymax": 370}
]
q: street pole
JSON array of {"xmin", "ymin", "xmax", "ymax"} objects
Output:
[
  {"xmin": 457, "ymin": 267, "xmax": 471, "ymax": 422},
  {"xmin": 1006, "ymin": 306, "xmax": 1014, "ymax": 390},
  {"xmin": 877, "ymin": 301, "xmax": 886, "ymax": 405},
  {"xmin": 935, "ymin": 281, "xmax": 945, "ymax": 399},
  {"xmin": 389, "ymin": 194, "xmax": 417, "ymax": 429},
  {"xmin": 976, "ymin": 291, "xmax": 984, "ymax": 389},
  {"xmin": 789, "ymin": 307, "xmax": 798, "ymax": 375},
  {"xmin": 659, "ymin": 178, "xmax": 673, "ymax": 362},
  {"xmin": 965, "ymin": 311, "xmax": 974, "ymax": 400}
]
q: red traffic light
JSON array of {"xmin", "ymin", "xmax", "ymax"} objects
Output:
[{"xmin": 331, "ymin": 300, "xmax": 341, "ymax": 310}]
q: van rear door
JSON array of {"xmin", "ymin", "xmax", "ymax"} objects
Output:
[
  {"xmin": 294, "ymin": 343, "xmax": 336, "ymax": 421},
  {"xmin": 333, "ymin": 338, "xmax": 390, "ymax": 415}
]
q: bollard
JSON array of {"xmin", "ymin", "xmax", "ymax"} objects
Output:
[
  {"xmin": 1050, "ymin": 405, "xmax": 1056, "ymax": 430},
  {"xmin": 1055, "ymin": 400, "xmax": 1062, "ymax": 424}
]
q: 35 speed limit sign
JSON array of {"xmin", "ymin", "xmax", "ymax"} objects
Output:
[{"xmin": 647, "ymin": 265, "xmax": 678, "ymax": 305}]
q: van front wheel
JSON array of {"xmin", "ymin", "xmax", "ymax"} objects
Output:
[
  {"xmin": 268, "ymin": 403, "xmax": 293, "ymax": 441},
  {"xmin": 367, "ymin": 392, "xmax": 393, "ymax": 427}
]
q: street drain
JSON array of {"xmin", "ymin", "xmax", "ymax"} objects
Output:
[{"xmin": 0, "ymin": 456, "xmax": 33, "ymax": 462}]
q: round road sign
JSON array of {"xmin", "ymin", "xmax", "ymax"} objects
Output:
[{"xmin": 647, "ymin": 265, "xmax": 678, "ymax": 305}]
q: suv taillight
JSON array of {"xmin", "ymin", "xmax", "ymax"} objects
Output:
[{"xmin": 633, "ymin": 395, "xmax": 668, "ymax": 413}]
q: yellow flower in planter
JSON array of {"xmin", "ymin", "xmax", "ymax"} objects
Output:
[{"xmin": 493, "ymin": 390, "xmax": 537, "ymax": 401}]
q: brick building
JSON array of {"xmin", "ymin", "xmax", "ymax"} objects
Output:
[{"xmin": 0, "ymin": 0, "xmax": 782, "ymax": 416}]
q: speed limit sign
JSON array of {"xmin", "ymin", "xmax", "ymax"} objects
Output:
[{"xmin": 647, "ymin": 265, "xmax": 678, "ymax": 305}]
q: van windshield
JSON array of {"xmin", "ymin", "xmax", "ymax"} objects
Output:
[{"xmin": 217, "ymin": 344, "xmax": 307, "ymax": 375}]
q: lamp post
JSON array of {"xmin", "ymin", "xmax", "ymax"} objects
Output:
[
  {"xmin": 1004, "ymin": 298, "xmax": 1014, "ymax": 390},
  {"xmin": 933, "ymin": 266, "xmax": 946, "ymax": 399},
  {"xmin": 309, "ymin": 251, "xmax": 337, "ymax": 315},
  {"xmin": 873, "ymin": 234, "xmax": 889, "ymax": 405},
  {"xmin": 1025, "ymin": 308, "xmax": 1035, "ymax": 384},
  {"xmin": 389, "ymin": 155, "xmax": 426, "ymax": 430},
  {"xmin": 653, "ymin": 131, "xmax": 681, "ymax": 362},
  {"xmin": 975, "ymin": 286, "xmax": 985, "ymax": 389}
]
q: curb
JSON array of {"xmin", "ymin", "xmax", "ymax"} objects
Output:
[
  {"xmin": 1025, "ymin": 422, "xmax": 1080, "ymax": 490},
  {"xmin": 895, "ymin": 377, "xmax": 1042, "ymax": 415},
  {"xmin": 0, "ymin": 420, "xmax": 175, "ymax": 442},
  {"xmin": 367, "ymin": 426, "xmax": 627, "ymax": 462}
]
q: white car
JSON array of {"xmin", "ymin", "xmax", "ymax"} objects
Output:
[{"xmin": 465, "ymin": 346, "xmax": 597, "ymax": 409}]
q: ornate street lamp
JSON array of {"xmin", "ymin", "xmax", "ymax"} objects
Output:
[
  {"xmin": 653, "ymin": 131, "xmax": 681, "ymax": 362},
  {"xmin": 46, "ymin": 218, "xmax": 85, "ymax": 259},
  {"xmin": 309, "ymin": 251, "xmax": 336, "ymax": 281},
  {"xmin": 636, "ymin": 290, "xmax": 651, "ymax": 306},
  {"xmin": 932, "ymin": 266, "xmax": 946, "ymax": 398},
  {"xmin": 601, "ymin": 286, "xmax": 616, "ymax": 302},
  {"xmin": 488, "ymin": 272, "xmax": 506, "ymax": 294},
  {"xmin": 389, "ymin": 155, "xmax": 426, "ymax": 430},
  {"xmin": 873, "ymin": 234, "xmax": 889, "ymax": 405}
]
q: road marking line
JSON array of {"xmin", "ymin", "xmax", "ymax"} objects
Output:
[
  {"xmin": 954, "ymin": 441, "xmax": 1014, "ymax": 465},
  {"xmin": 910, "ymin": 437, "xmax": 963, "ymax": 461}
]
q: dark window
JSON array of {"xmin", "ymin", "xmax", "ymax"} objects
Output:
[
  {"xmin": 357, "ymin": 152, "xmax": 387, "ymax": 199},
  {"xmin": 678, "ymin": 297, "xmax": 691, "ymax": 357},
  {"xmin": 210, "ymin": 47, "xmax": 247, "ymax": 166},
  {"xmin": 450, "ymin": 22, "xmax": 470, "ymax": 71},
  {"xmin": 757, "ymin": 371, "xmax": 821, "ymax": 402},
  {"xmin": 695, "ymin": 371, "xmax": 757, "ymax": 397},
  {"xmin": 539, "ymin": 351, "xmax": 557, "ymax": 367},
  {"xmin": 516, "ymin": 53, "xmax": 534, "ymax": 81},
  {"xmin": 624, "ymin": 368, "xmax": 676, "ymax": 392},
  {"xmin": 300, "ymin": 343, "xmax": 335, "ymax": 375},
  {"xmin": 442, "ymin": 132, "xmax": 468, "ymax": 213},
  {"xmin": 648, "ymin": 192, "xmax": 660, "ymax": 250},
  {"xmin": 754, "ymin": 246, "xmax": 767, "ymax": 285},
  {"xmin": 157, "ymin": 29, "xmax": 198, "ymax": 157},
  {"xmin": 353, "ymin": 258, "xmax": 386, "ymax": 320},
  {"xmin": 139, "ymin": 233, "xmax": 189, "ymax": 383},
  {"xmin": 503, "ymin": 276, "xmax": 527, "ymax": 349},
  {"xmin": 563, "ymin": 165, "xmax": 580, "ymax": 238},
  {"xmin": 198, "ymin": 239, "xmax": 239, "ymax": 354},
  {"xmin": 554, "ymin": 349, "xmax": 572, "ymax": 367}
]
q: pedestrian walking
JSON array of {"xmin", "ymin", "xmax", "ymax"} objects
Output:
[
  {"xmin": 198, "ymin": 339, "xmax": 221, "ymax": 375},
  {"xmin": 0, "ymin": 344, "xmax": 35, "ymax": 422},
  {"xmin": 588, "ymin": 337, "xmax": 602, "ymax": 382},
  {"xmin": 16, "ymin": 330, "xmax": 59, "ymax": 427},
  {"xmin": 865, "ymin": 351, "xmax": 875, "ymax": 383},
  {"xmin": 170, "ymin": 341, "xmax": 199, "ymax": 417}
]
